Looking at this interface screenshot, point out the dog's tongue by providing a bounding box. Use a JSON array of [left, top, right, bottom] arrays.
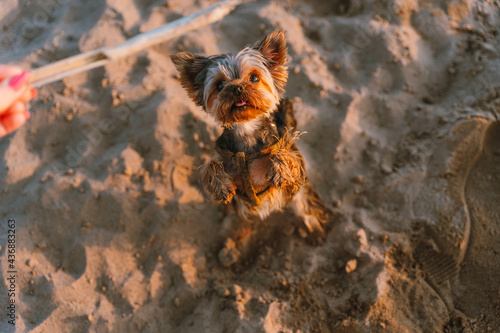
[[235, 100, 246, 107]]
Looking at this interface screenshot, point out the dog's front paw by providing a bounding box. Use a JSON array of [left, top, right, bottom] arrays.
[[268, 162, 287, 189], [268, 152, 305, 193], [213, 183, 236, 204], [202, 158, 236, 204]]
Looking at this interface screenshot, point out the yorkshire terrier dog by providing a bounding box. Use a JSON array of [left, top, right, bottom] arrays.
[[171, 31, 330, 238]]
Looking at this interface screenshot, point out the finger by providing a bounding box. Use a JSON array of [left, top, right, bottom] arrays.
[[20, 90, 32, 103], [0, 106, 27, 137], [20, 88, 37, 103], [7, 101, 30, 119], [0, 71, 30, 112], [7, 100, 25, 114], [0, 113, 27, 136], [0, 65, 22, 81]]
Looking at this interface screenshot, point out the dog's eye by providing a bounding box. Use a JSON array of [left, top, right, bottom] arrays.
[[216, 81, 224, 92], [250, 73, 260, 83]]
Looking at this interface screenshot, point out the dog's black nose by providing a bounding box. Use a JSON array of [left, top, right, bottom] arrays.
[[231, 85, 243, 96]]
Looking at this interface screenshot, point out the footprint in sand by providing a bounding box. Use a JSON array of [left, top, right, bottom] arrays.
[[406, 118, 500, 332], [456, 121, 500, 329], [410, 119, 500, 330]]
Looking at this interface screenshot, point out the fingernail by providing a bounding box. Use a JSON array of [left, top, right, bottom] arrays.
[[9, 71, 30, 91], [24, 111, 30, 119], [30, 88, 38, 98]]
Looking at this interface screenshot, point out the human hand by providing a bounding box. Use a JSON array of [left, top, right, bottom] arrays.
[[0, 65, 37, 137]]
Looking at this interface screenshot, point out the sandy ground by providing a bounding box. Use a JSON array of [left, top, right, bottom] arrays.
[[0, 0, 499, 332]]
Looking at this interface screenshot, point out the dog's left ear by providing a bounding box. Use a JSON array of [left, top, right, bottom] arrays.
[[254, 30, 288, 96], [255, 30, 288, 68]]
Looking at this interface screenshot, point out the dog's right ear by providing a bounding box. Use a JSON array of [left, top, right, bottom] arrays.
[[171, 52, 210, 107]]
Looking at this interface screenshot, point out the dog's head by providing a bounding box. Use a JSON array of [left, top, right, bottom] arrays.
[[171, 31, 288, 125]]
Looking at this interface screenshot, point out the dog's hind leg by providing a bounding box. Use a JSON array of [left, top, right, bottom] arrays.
[[290, 180, 331, 242]]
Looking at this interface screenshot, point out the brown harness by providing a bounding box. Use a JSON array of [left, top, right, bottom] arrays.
[[216, 138, 284, 206]]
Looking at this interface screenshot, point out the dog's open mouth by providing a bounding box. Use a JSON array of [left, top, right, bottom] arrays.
[[232, 100, 247, 111]]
